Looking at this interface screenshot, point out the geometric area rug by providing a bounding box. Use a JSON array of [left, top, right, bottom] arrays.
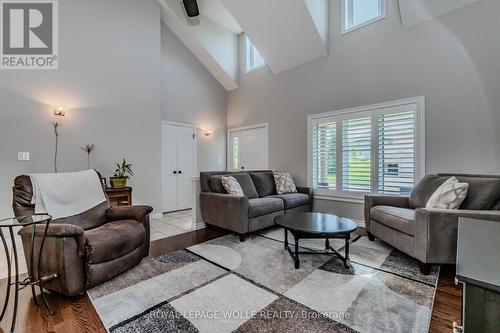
[[88, 227, 439, 333]]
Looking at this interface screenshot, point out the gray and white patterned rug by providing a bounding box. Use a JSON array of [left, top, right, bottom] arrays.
[[88, 228, 439, 333]]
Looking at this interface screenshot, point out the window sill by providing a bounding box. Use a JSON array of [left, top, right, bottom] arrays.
[[341, 15, 386, 35], [244, 64, 266, 74], [313, 189, 366, 204]]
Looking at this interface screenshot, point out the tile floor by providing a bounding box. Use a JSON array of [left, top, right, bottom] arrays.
[[0, 209, 194, 279], [150, 209, 194, 241]]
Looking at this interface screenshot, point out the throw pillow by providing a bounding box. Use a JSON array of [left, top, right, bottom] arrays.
[[273, 172, 297, 195], [221, 176, 244, 196], [425, 176, 469, 209]]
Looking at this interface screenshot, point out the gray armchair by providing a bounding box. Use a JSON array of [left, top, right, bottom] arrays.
[[365, 174, 500, 274]]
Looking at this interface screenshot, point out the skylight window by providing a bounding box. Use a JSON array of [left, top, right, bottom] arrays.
[[245, 36, 265, 72], [342, 0, 386, 34]]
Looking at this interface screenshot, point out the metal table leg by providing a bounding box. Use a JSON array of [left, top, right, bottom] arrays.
[[0, 229, 10, 321], [9, 227, 19, 333], [29, 224, 39, 306]]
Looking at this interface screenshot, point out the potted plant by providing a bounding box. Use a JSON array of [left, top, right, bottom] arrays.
[[110, 159, 133, 187]]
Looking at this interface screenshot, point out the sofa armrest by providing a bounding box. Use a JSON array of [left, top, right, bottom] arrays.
[[364, 194, 410, 231], [106, 205, 153, 223], [414, 208, 500, 264], [296, 186, 313, 211], [200, 192, 249, 234]]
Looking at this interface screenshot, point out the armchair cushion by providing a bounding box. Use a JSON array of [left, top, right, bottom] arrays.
[[85, 220, 145, 264], [106, 205, 153, 223], [248, 198, 284, 218], [267, 193, 310, 209], [370, 206, 415, 236]]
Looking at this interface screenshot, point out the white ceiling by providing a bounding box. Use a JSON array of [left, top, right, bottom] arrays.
[[198, 0, 242, 34], [398, 0, 482, 27], [221, 0, 328, 74]]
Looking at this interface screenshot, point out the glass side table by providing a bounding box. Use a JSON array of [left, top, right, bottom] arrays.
[[0, 215, 55, 333]]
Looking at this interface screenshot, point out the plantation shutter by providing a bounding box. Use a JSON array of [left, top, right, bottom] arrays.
[[312, 120, 337, 190], [378, 110, 416, 195], [342, 116, 372, 192]]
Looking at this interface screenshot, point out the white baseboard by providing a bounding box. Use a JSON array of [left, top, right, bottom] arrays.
[[150, 212, 162, 219], [194, 222, 206, 230], [353, 219, 366, 228]]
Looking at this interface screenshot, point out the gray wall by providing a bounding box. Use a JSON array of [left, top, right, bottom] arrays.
[[227, 0, 500, 221], [161, 24, 227, 173], [0, 0, 162, 215]]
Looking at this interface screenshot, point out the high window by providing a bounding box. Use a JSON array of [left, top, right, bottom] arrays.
[[245, 36, 265, 72], [342, 0, 386, 34], [309, 97, 425, 201]]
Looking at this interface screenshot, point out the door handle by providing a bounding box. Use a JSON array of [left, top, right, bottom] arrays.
[[241, 166, 245, 170], [173, 171, 177, 174], [178, 170, 183, 174]]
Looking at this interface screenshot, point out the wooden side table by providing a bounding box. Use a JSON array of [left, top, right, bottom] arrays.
[[105, 187, 132, 207]]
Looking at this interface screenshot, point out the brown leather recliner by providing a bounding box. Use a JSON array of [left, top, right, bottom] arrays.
[[12, 175, 153, 296]]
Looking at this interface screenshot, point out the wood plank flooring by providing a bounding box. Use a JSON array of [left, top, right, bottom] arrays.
[[0, 227, 461, 333]]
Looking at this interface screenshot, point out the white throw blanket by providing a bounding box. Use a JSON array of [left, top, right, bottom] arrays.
[[29, 170, 107, 219]]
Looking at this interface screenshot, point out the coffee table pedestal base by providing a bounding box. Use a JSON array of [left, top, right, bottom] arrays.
[[284, 229, 351, 269]]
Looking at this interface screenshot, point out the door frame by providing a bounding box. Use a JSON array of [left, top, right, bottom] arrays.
[[227, 123, 269, 171], [161, 120, 198, 212]]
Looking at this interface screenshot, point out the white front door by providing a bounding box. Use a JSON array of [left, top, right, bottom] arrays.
[[229, 125, 268, 171], [161, 123, 196, 212]]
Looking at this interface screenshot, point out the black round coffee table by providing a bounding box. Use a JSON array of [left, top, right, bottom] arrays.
[[274, 212, 357, 269]]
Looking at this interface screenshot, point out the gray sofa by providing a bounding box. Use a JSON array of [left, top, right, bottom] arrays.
[[365, 173, 500, 274], [200, 170, 312, 241]]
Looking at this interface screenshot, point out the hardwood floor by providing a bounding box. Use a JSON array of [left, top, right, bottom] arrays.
[[0, 227, 461, 333]]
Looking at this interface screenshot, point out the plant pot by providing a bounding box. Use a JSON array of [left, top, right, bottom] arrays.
[[110, 177, 127, 188]]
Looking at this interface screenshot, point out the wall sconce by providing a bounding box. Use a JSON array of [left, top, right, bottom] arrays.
[[54, 106, 65, 116], [203, 130, 212, 137]]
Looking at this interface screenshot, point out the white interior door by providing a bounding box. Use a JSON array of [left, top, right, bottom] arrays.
[[162, 124, 178, 212], [161, 123, 196, 212], [176, 126, 195, 210], [229, 125, 268, 171]]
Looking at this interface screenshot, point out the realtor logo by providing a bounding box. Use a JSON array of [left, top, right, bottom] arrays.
[[1, 0, 58, 69]]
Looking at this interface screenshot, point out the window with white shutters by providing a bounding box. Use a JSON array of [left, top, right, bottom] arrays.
[[378, 110, 415, 195], [309, 97, 424, 199], [342, 116, 372, 192], [312, 121, 337, 190]]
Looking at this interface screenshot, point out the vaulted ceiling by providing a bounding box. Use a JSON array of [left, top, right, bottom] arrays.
[[159, 0, 483, 91]]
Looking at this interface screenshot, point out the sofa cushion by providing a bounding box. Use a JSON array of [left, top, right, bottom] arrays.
[[426, 176, 469, 209], [210, 174, 259, 199], [267, 193, 310, 209], [410, 174, 500, 210], [250, 172, 277, 197], [370, 206, 415, 236], [221, 176, 244, 196], [85, 220, 145, 264], [457, 177, 500, 210], [248, 198, 284, 218], [273, 172, 297, 194]]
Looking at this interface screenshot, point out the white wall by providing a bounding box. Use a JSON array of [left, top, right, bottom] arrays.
[[227, 0, 500, 220], [0, 0, 162, 215], [161, 24, 227, 173]]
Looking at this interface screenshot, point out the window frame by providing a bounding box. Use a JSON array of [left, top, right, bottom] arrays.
[[307, 96, 425, 203], [341, 0, 386, 35], [244, 35, 266, 73]]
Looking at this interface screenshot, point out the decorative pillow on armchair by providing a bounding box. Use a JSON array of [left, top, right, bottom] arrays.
[[273, 172, 297, 194], [426, 176, 469, 209], [221, 176, 244, 196]]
